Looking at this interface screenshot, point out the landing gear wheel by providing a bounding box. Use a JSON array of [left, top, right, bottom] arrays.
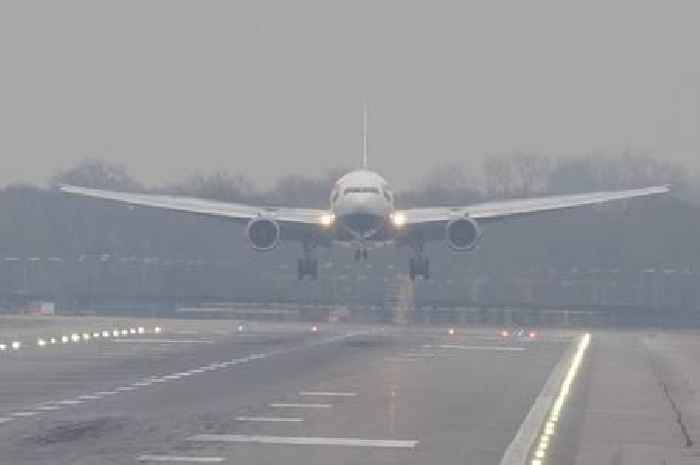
[[409, 256, 429, 280], [297, 258, 319, 280]]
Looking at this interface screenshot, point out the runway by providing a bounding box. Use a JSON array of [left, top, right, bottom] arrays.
[[0, 319, 598, 464]]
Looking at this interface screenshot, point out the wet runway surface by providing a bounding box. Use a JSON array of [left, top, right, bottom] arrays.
[[0, 322, 575, 465]]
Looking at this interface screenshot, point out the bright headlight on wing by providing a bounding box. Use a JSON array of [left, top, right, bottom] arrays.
[[391, 212, 407, 228], [319, 213, 336, 227]]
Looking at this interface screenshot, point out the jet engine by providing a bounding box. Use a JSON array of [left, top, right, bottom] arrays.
[[446, 217, 481, 251], [246, 217, 280, 251]]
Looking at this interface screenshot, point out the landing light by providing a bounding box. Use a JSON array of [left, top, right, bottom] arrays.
[[501, 330, 510, 338], [391, 212, 407, 228], [311, 325, 319, 333], [37, 338, 47, 347], [448, 328, 455, 336], [11, 341, 21, 350], [320, 213, 336, 227], [529, 331, 537, 339]]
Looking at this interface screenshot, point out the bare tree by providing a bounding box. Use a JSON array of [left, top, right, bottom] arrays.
[[51, 158, 141, 191]]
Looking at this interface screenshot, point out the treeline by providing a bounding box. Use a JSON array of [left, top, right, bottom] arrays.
[[0, 153, 697, 276]]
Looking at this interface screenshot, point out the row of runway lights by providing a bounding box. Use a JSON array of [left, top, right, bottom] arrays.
[[0, 326, 163, 352], [530, 332, 591, 465]]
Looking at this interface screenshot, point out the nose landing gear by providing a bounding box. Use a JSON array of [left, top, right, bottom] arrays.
[[354, 248, 369, 261]]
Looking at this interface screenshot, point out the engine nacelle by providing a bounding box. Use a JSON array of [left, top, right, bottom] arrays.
[[246, 217, 280, 251], [446, 217, 481, 251]]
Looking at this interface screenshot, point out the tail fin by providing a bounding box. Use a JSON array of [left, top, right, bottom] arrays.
[[362, 101, 368, 169]]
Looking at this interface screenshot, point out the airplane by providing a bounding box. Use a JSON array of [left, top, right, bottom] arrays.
[[60, 107, 670, 281]]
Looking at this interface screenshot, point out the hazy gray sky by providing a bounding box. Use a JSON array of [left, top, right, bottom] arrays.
[[1, 1, 699, 190]]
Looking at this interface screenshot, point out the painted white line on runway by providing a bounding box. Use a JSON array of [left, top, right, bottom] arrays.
[[117, 386, 136, 391], [112, 339, 214, 344], [35, 405, 62, 411], [499, 334, 589, 465], [137, 455, 225, 463], [438, 345, 526, 352], [56, 400, 83, 405], [175, 372, 193, 376], [132, 382, 153, 386], [384, 357, 418, 362], [162, 375, 182, 380], [11, 411, 40, 417], [189, 369, 205, 374], [187, 434, 419, 449], [0, 417, 13, 424], [77, 395, 102, 400], [299, 392, 358, 397], [96, 391, 119, 395], [269, 403, 332, 409], [235, 417, 304, 423]]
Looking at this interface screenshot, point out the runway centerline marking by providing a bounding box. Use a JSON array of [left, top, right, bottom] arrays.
[[269, 403, 332, 408], [56, 400, 83, 405], [436, 344, 526, 351], [236, 417, 304, 423], [112, 339, 214, 344], [35, 405, 61, 411], [0, 417, 13, 424], [187, 434, 419, 449], [11, 411, 40, 417], [299, 392, 358, 397], [137, 455, 225, 463], [77, 395, 101, 400], [96, 391, 119, 395]]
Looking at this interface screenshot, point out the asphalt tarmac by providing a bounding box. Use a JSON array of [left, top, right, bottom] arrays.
[[0, 319, 588, 465]]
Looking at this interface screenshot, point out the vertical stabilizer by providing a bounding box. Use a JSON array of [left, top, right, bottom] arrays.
[[362, 101, 368, 169]]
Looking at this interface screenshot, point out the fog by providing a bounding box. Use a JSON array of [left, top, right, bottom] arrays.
[[1, 1, 700, 189]]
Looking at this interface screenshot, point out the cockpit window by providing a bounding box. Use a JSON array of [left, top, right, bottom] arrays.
[[344, 186, 380, 195]]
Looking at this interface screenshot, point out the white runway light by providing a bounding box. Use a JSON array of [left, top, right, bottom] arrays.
[[528, 333, 591, 465], [154, 326, 162, 334], [11, 341, 21, 350], [37, 338, 47, 347], [0, 343, 7, 351]]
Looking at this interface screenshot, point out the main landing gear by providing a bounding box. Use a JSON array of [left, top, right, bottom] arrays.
[[408, 242, 429, 281], [298, 242, 318, 280]]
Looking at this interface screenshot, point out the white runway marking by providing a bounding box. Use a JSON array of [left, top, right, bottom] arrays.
[[112, 339, 214, 344], [117, 386, 136, 391], [384, 357, 418, 362], [299, 392, 358, 397], [35, 405, 62, 411], [0, 417, 13, 424], [56, 400, 83, 405], [96, 391, 119, 395], [133, 382, 153, 386], [269, 403, 332, 409], [77, 395, 101, 400], [499, 334, 589, 465], [437, 345, 526, 352], [235, 417, 304, 423], [162, 375, 182, 380], [137, 455, 225, 463], [187, 434, 419, 449], [11, 411, 40, 417]]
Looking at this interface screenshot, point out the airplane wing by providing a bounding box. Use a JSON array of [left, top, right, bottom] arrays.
[[59, 185, 331, 239], [400, 185, 670, 236]]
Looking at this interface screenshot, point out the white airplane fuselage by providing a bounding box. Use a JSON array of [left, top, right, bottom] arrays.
[[330, 169, 395, 242]]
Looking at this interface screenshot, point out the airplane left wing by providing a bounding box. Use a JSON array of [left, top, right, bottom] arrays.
[[59, 185, 330, 227], [399, 185, 670, 239]]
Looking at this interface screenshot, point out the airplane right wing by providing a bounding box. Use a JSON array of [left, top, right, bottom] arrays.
[[59, 185, 332, 241]]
